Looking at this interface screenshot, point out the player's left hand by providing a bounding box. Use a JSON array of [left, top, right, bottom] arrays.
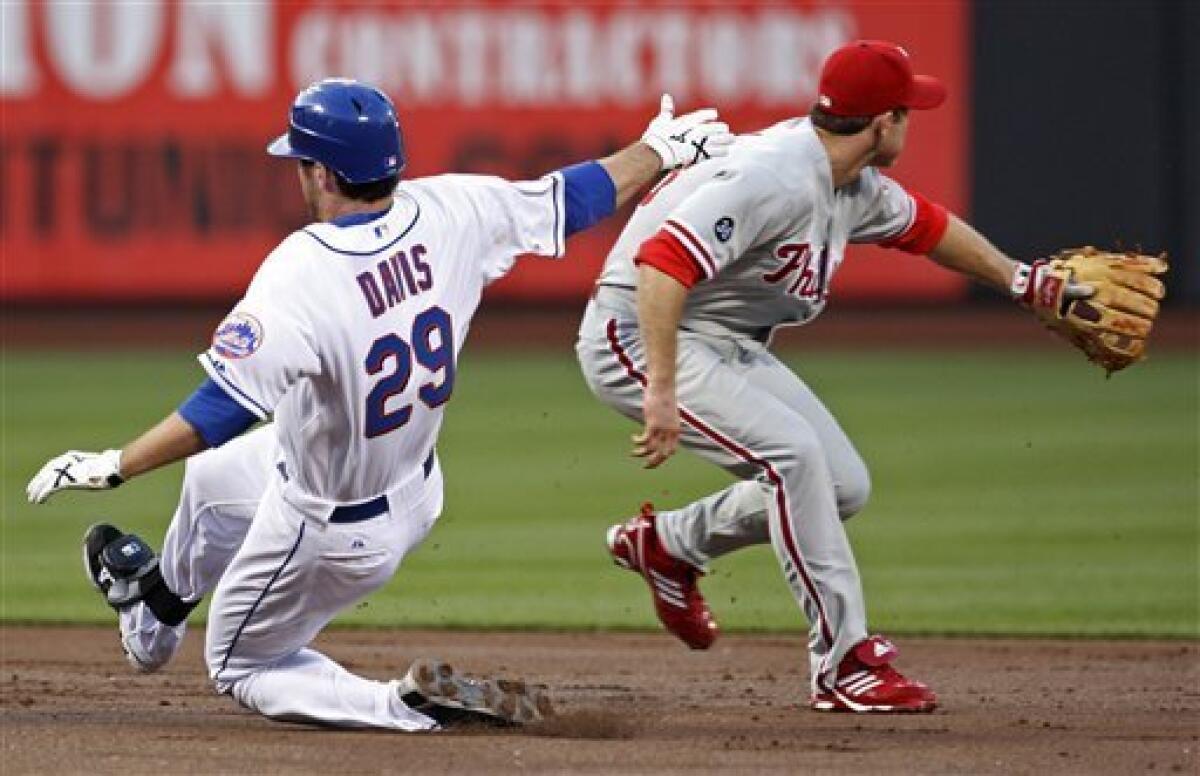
[[641, 94, 734, 171], [26, 449, 125, 504], [1012, 247, 1168, 374], [1012, 259, 1096, 309]]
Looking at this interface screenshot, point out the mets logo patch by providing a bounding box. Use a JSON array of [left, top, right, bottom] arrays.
[[714, 216, 735, 243], [212, 313, 264, 359]]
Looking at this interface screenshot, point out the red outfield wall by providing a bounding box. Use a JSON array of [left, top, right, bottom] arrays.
[[1, 1, 967, 303]]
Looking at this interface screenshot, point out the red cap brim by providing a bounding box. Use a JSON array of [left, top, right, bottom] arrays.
[[907, 75, 946, 110]]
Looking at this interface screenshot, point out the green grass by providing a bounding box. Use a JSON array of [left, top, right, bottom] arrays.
[[2, 348, 1196, 637]]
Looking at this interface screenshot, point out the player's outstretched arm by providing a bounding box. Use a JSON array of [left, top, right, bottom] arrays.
[[118, 412, 206, 478], [928, 215, 1094, 303], [476, 95, 731, 267], [546, 95, 732, 248], [597, 143, 663, 210], [599, 94, 734, 209], [928, 215, 1167, 373], [26, 412, 205, 504], [926, 214, 1018, 292], [26, 372, 256, 504]]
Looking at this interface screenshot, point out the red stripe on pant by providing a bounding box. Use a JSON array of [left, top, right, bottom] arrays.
[[603, 319, 835, 650]]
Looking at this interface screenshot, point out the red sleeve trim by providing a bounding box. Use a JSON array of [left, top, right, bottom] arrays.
[[663, 219, 718, 277], [634, 228, 705, 288], [879, 190, 949, 255]]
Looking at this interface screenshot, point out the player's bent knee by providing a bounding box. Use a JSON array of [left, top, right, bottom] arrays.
[[204, 636, 229, 685], [206, 665, 239, 697], [204, 636, 263, 695], [836, 462, 872, 520], [837, 476, 872, 520]]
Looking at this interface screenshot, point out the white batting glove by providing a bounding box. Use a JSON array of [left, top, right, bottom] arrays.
[[1011, 261, 1094, 307], [27, 449, 125, 504], [641, 94, 734, 171]]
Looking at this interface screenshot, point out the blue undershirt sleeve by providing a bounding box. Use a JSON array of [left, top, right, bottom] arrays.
[[178, 377, 258, 448], [559, 160, 616, 238]]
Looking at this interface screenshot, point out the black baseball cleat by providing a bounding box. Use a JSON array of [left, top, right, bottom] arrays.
[[83, 523, 123, 595], [396, 658, 553, 728], [82, 523, 161, 610]]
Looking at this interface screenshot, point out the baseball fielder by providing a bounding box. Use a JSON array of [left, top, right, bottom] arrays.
[[26, 79, 732, 730], [577, 40, 1097, 713]]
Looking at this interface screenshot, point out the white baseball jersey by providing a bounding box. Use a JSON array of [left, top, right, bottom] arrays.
[[200, 173, 566, 507], [596, 117, 923, 337]]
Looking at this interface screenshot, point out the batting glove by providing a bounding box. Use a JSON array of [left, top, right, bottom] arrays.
[[27, 449, 125, 504], [1011, 261, 1094, 309], [641, 94, 734, 171]]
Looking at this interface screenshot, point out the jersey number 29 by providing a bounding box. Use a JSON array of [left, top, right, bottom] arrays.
[[364, 306, 455, 438]]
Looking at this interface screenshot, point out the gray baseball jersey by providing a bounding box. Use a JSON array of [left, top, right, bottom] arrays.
[[594, 117, 922, 338], [577, 117, 945, 691]]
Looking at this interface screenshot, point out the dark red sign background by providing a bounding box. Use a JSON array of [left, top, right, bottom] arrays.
[[1, 1, 967, 302]]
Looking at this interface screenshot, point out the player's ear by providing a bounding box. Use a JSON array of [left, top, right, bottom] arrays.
[[868, 112, 890, 139], [318, 164, 340, 194]]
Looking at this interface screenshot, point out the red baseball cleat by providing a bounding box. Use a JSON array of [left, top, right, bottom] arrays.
[[811, 635, 937, 713], [606, 504, 718, 650]]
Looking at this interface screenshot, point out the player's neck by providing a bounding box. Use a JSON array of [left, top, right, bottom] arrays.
[[318, 196, 394, 224], [814, 129, 875, 189]]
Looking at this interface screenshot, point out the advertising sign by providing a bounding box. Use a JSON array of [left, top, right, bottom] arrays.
[[1, 1, 967, 302]]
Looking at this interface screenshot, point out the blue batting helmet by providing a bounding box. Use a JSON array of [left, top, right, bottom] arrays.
[[267, 78, 406, 184]]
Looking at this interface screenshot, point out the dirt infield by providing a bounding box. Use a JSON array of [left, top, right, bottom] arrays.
[[2, 627, 1195, 774]]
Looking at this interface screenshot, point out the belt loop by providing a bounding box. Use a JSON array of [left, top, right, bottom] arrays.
[[329, 495, 388, 524]]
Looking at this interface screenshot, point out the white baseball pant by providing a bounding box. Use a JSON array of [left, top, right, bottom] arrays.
[[116, 425, 442, 731]]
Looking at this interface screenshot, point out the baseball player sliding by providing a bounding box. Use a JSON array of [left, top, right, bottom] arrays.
[[577, 39, 1113, 713], [26, 79, 732, 730]]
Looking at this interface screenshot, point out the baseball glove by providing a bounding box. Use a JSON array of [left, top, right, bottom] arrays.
[[1014, 246, 1168, 375]]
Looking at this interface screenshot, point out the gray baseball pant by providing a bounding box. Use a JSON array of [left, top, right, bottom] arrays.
[[576, 297, 872, 687]]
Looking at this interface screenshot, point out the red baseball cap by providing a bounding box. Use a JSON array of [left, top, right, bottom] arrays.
[[816, 40, 946, 117]]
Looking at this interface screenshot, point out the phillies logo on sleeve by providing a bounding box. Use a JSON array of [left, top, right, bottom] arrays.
[[714, 216, 735, 243], [212, 313, 264, 359]]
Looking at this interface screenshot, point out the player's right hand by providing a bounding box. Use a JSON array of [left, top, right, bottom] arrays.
[[26, 449, 125, 504], [640, 94, 734, 171], [633, 386, 681, 468]]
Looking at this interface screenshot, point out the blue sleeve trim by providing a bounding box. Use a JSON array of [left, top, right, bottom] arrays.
[[199, 353, 270, 418], [178, 378, 258, 448], [560, 160, 616, 238]]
